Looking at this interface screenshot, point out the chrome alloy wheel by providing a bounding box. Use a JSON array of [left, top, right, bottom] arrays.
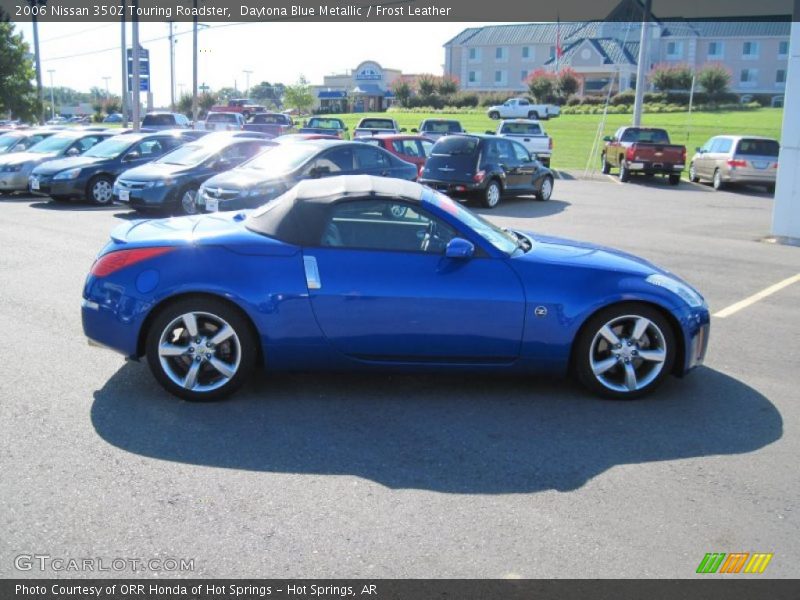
[[92, 179, 113, 204], [157, 311, 242, 392], [589, 314, 668, 393], [180, 189, 198, 214], [485, 181, 500, 207], [538, 177, 553, 200]]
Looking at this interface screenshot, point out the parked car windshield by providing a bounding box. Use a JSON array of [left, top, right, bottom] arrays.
[[26, 135, 75, 154], [142, 114, 176, 126], [422, 121, 462, 133], [0, 134, 22, 151], [358, 119, 394, 129], [736, 139, 779, 156], [427, 191, 520, 255], [207, 113, 239, 123], [620, 129, 670, 143], [431, 136, 478, 156], [500, 122, 542, 135], [238, 143, 317, 175], [307, 118, 344, 129], [82, 137, 133, 159], [156, 143, 215, 166]]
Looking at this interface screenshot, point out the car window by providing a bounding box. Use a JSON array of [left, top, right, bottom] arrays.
[[134, 139, 166, 157], [358, 119, 394, 129], [495, 139, 515, 162], [313, 146, 354, 173], [142, 114, 176, 126], [620, 129, 670, 143], [420, 140, 434, 157], [519, 99, 529, 106], [307, 118, 344, 129], [421, 121, 462, 134], [500, 122, 542, 135], [354, 146, 389, 169], [320, 199, 457, 254], [220, 141, 268, 163], [207, 113, 239, 123], [361, 138, 382, 148], [73, 136, 103, 153], [391, 139, 422, 158], [512, 143, 531, 162], [700, 138, 714, 152], [736, 138, 779, 157], [431, 136, 478, 156]]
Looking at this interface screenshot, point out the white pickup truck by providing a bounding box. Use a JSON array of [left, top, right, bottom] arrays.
[[486, 98, 560, 121], [353, 117, 402, 138], [493, 119, 553, 167]]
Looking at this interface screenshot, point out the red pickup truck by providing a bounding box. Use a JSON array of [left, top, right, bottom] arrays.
[[601, 127, 686, 185], [210, 99, 266, 120]]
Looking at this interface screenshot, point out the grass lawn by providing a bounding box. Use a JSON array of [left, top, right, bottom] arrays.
[[322, 108, 784, 176]]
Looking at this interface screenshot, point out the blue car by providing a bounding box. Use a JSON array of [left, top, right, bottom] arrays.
[[82, 175, 710, 402]]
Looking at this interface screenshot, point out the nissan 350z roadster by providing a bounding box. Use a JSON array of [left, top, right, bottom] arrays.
[[82, 175, 709, 401]]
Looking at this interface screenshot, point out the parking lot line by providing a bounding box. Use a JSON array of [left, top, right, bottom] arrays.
[[606, 174, 622, 185], [713, 273, 800, 318]]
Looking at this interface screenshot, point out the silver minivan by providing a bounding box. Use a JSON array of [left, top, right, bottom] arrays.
[[689, 135, 779, 193]]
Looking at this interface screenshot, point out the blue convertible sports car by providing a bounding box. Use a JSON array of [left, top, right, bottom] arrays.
[[82, 175, 710, 402]]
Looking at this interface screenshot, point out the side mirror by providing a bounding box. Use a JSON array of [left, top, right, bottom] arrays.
[[66, 147, 80, 157], [445, 237, 475, 259], [603, 136, 613, 142], [695, 147, 703, 153], [124, 151, 141, 161]]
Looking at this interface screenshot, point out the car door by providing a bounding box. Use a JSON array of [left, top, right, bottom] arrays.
[[511, 141, 537, 192], [712, 137, 733, 177], [694, 138, 714, 179], [495, 138, 523, 190], [303, 198, 526, 361], [354, 144, 392, 176]]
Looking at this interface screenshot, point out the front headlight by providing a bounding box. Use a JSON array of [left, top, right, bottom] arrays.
[[53, 168, 82, 180], [646, 274, 704, 308], [2, 163, 24, 172], [246, 185, 276, 198]]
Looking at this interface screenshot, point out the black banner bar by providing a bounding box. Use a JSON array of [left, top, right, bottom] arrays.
[[1, 0, 797, 22], [3, 580, 800, 600]]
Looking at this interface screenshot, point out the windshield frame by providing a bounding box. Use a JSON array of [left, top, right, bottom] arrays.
[[82, 137, 137, 159]]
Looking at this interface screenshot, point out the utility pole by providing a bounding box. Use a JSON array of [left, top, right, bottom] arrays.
[[168, 20, 176, 111], [192, 1, 199, 126], [131, 0, 141, 131], [120, 0, 128, 127], [243, 69, 253, 96], [29, 1, 45, 124], [632, 0, 652, 127], [102, 76, 111, 100], [47, 69, 55, 119]]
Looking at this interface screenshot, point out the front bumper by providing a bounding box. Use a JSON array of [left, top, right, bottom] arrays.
[[114, 183, 174, 209], [31, 175, 87, 198], [0, 170, 30, 191], [679, 304, 711, 374]]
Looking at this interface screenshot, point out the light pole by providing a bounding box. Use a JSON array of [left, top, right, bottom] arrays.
[[47, 69, 55, 119], [168, 20, 176, 111], [120, 0, 128, 127], [243, 69, 252, 96], [102, 76, 111, 100]]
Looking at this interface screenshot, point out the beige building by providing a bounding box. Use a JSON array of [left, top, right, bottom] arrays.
[[444, 19, 790, 105], [312, 60, 403, 113]]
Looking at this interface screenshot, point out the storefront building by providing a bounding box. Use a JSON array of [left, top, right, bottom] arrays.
[[313, 61, 401, 113]]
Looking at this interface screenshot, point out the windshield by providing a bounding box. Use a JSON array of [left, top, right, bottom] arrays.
[[736, 139, 779, 157], [0, 134, 22, 151], [83, 137, 134, 159], [238, 143, 313, 175], [307, 118, 343, 129], [26, 135, 75, 154], [500, 122, 542, 135], [426, 191, 521, 255], [156, 143, 214, 166], [431, 136, 478, 156], [422, 121, 462, 133], [358, 119, 394, 129], [142, 114, 176, 126], [207, 113, 238, 123]]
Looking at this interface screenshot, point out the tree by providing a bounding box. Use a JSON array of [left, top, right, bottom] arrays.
[[283, 76, 314, 114], [697, 63, 731, 98], [0, 11, 39, 121], [556, 68, 579, 97], [104, 99, 121, 115], [650, 64, 693, 91], [198, 92, 218, 117], [215, 87, 241, 102], [526, 69, 556, 102], [249, 81, 284, 108], [391, 79, 412, 107], [177, 93, 193, 117], [417, 74, 438, 98], [437, 75, 459, 96]]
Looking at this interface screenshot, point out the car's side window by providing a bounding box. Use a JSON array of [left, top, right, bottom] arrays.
[[317, 147, 355, 172], [495, 139, 516, 163], [320, 199, 457, 254], [512, 142, 531, 162], [135, 139, 165, 157], [73, 136, 101, 153], [420, 140, 434, 157], [392, 140, 420, 157], [700, 138, 714, 152], [716, 138, 733, 153], [354, 146, 389, 169]]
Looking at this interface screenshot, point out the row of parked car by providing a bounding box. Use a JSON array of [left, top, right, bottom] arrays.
[[1, 114, 558, 211]]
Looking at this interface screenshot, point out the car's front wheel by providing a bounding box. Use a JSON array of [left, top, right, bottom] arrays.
[[482, 179, 502, 208], [145, 297, 257, 401], [87, 175, 114, 205], [619, 161, 631, 182], [600, 153, 611, 174], [689, 163, 700, 182], [575, 303, 676, 400], [178, 187, 199, 215], [536, 175, 553, 201], [712, 169, 725, 190]]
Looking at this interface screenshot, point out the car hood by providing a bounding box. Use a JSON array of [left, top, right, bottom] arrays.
[[118, 162, 191, 182], [106, 211, 296, 256], [33, 155, 103, 175], [516, 232, 665, 277], [0, 151, 58, 166]]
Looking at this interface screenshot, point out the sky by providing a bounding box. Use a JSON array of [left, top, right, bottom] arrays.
[[14, 21, 489, 107]]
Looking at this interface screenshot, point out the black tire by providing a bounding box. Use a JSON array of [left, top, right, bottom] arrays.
[[574, 302, 676, 400], [600, 153, 611, 174], [145, 296, 257, 402], [688, 163, 700, 183], [177, 186, 200, 215], [489, 111, 500, 120], [482, 179, 502, 208], [536, 175, 553, 201], [87, 175, 114, 205], [668, 173, 681, 186], [528, 111, 539, 120], [712, 169, 725, 190], [619, 161, 631, 183]]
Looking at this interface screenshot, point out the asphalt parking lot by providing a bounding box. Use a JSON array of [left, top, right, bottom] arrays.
[[1, 176, 798, 578]]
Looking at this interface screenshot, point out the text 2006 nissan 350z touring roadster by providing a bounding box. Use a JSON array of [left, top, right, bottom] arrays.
[[82, 175, 709, 401]]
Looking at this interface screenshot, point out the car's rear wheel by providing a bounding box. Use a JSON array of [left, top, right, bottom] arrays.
[[489, 111, 500, 120], [145, 297, 257, 402], [528, 111, 539, 119], [482, 179, 502, 208], [536, 176, 553, 201], [600, 153, 611, 174], [712, 169, 725, 190], [178, 187, 199, 215], [668, 173, 681, 186], [619, 161, 631, 182], [689, 163, 700, 182], [575, 303, 676, 400], [87, 175, 114, 205]]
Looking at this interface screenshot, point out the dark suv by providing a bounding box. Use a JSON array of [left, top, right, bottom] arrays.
[[419, 134, 554, 208]]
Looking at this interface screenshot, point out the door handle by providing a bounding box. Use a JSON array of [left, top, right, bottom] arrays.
[[303, 256, 322, 290]]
